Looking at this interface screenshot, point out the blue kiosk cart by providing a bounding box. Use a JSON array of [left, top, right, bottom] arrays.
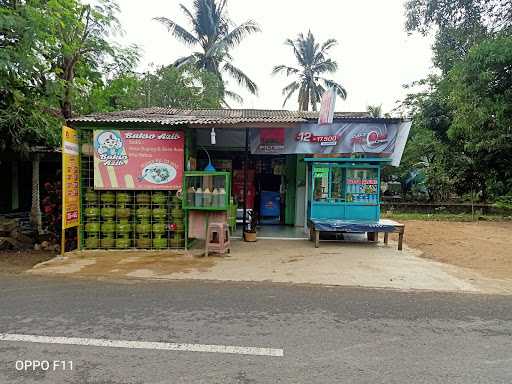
[[305, 157, 405, 250]]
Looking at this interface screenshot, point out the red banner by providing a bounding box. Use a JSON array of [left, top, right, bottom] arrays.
[[93, 130, 184, 190]]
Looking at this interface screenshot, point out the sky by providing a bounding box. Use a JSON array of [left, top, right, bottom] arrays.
[[114, 0, 434, 114]]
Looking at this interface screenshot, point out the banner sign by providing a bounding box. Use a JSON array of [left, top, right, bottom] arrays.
[[62, 126, 80, 229], [250, 122, 412, 166], [93, 130, 184, 190], [318, 88, 336, 125]]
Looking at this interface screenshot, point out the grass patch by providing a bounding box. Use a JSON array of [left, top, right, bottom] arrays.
[[382, 212, 512, 222]]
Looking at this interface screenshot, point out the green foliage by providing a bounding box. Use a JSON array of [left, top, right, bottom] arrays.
[[401, 1, 512, 202], [155, 0, 260, 104], [404, 0, 507, 73], [367, 105, 383, 118], [495, 195, 512, 210], [0, 0, 135, 152], [272, 31, 347, 111], [80, 65, 223, 114], [142, 65, 223, 109]]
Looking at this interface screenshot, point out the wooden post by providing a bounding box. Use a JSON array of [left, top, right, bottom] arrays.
[[242, 128, 248, 240], [314, 229, 320, 248], [384, 232, 389, 245], [398, 227, 404, 251]]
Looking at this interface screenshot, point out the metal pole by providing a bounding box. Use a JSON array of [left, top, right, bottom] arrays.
[[242, 128, 249, 239]]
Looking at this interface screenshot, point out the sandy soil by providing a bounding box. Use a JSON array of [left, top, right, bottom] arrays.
[[391, 220, 512, 279], [0, 250, 55, 274]]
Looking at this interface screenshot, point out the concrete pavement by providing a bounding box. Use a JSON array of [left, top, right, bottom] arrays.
[[28, 239, 500, 293], [0, 275, 511, 383]]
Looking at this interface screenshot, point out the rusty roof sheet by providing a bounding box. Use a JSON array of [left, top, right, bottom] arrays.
[[68, 107, 387, 127]]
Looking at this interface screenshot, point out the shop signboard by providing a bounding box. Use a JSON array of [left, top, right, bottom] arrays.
[[62, 126, 80, 229], [93, 130, 184, 190], [250, 121, 412, 166]]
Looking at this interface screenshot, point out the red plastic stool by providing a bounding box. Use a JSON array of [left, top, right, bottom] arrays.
[[206, 222, 230, 255]]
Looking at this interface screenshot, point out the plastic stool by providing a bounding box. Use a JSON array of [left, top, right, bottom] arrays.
[[206, 222, 230, 255]]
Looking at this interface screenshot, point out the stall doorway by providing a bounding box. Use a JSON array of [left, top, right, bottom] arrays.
[[196, 150, 304, 237]]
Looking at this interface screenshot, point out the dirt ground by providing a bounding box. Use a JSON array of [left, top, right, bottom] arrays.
[[0, 250, 56, 274], [391, 220, 512, 279]]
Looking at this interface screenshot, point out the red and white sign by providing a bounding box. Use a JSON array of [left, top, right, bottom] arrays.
[[93, 130, 184, 190], [318, 88, 336, 125], [296, 132, 340, 146]]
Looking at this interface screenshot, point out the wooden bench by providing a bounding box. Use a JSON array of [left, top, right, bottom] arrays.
[[309, 219, 405, 251]]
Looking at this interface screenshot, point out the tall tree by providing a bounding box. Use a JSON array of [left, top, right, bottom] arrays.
[[402, 0, 512, 201], [272, 31, 347, 111], [404, 0, 511, 73], [81, 65, 224, 114], [0, 0, 135, 151], [155, 0, 260, 103]]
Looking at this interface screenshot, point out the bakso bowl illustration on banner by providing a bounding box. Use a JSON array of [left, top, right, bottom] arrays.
[[139, 163, 177, 185]]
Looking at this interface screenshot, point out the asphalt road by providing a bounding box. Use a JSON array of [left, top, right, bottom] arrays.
[[0, 275, 511, 384]]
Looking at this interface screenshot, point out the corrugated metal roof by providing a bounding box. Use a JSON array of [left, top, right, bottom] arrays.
[[68, 107, 387, 127]]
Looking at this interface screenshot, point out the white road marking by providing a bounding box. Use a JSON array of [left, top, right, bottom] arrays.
[[0, 333, 283, 357]]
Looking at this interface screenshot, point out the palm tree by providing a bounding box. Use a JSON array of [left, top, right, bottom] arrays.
[[367, 104, 383, 118], [154, 0, 260, 103], [272, 31, 347, 111]]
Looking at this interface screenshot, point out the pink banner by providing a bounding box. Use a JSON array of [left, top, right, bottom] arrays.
[[93, 130, 184, 190]]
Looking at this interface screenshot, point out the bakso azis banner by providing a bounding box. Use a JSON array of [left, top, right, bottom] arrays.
[[93, 130, 184, 190]]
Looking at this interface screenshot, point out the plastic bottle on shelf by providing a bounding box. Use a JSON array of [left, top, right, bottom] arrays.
[[203, 187, 212, 207], [218, 187, 226, 208], [212, 188, 220, 207], [195, 187, 203, 207], [187, 186, 195, 206]]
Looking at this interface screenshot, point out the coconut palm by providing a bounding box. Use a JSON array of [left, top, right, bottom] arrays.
[[367, 104, 383, 118], [154, 0, 260, 103], [272, 31, 347, 111]]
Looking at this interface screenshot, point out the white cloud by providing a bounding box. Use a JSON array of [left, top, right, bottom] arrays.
[[115, 0, 434, 114]]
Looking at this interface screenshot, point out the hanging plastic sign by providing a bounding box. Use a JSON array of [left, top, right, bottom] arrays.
[[250, 121, 412, 166], [93, 129, 184, 190]]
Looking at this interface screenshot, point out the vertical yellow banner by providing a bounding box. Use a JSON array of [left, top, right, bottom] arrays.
[[62, 126, 80, 229]]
